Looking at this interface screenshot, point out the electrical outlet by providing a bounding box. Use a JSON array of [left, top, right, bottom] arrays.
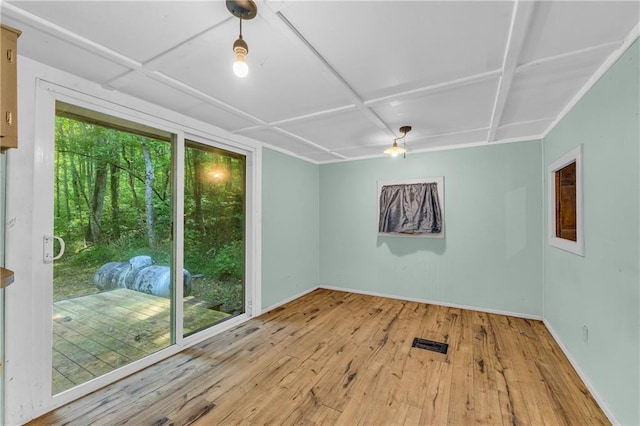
[[582, 325, 589, 343]]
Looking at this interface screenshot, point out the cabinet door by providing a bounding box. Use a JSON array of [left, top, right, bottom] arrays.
[[0, 26, 19, 151]]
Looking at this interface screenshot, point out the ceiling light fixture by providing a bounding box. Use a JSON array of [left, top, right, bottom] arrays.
[[226, 1, 257, 78], [384, 126, 412, 158]]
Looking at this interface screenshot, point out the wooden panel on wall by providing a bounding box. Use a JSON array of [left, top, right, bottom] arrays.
[[0, 24, 21, 152], [555, 161, 577, 241]]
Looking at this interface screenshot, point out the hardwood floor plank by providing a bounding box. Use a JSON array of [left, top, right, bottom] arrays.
[[487, 314, 535, 425], [28, 290, 610, 426], [447, 308, 475, 425], [205, 355, 303, 424], [340, 301, 428, 422], [471, 312, 499, 425]]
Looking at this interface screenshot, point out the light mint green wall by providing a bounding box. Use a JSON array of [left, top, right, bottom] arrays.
[[319, 141, 543, 316], [543, 40, 639, 425], [261, 148, 319, 308]]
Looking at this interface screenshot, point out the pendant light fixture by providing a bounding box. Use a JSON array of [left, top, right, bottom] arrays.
[[226, 1, 257, 78], [384, 126, 412, 157]]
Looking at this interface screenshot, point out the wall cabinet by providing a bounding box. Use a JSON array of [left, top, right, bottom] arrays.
[[0, 25, 21, 153]]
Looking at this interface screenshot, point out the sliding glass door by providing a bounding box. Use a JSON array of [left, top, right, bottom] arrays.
[[47, 102, 248, 395]]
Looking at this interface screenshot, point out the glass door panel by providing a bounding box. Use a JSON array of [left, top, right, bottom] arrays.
[[183, 141, 245, 337], [52, 107, 174, 395]]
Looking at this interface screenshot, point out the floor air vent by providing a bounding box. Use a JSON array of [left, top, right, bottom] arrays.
[[411, 337, 448, 354]]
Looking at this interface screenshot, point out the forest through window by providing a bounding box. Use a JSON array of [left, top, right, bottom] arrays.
[[53, 108, 245, 324]]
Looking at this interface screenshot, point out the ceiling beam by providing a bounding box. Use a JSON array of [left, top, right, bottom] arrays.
[[268, 104, 357, 127], [516, 40, 622, 72], [487, 0, 537, 142], [271, 128, 349, 159], [364, 69, 502, 107]]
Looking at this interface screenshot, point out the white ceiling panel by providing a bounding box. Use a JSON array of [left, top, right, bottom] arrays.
[[495, 120, 552, 141], [1, 16, 129, 83], [331, 144, 397, 159], [410, 128, 489, 150], [280, 1, 512, 98], [2, 1, 637, 162], [155, 17, 354, 123], [279, 109, 387, 151], [240, 128, 317, 156], [183, 103, 258, 133], [111, 72, 201, 113], [371, 77, 500, 138], [6, 1, 228, 64], [331, 128, 489, 159], [299, 151, 344, 163], [520, 1, 640, 64], [502, 50, 611, 126]]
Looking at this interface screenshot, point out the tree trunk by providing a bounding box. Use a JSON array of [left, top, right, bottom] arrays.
[[56, 125, 71, 223], [62, 151, 72, 240], [193, 150, 205, 234], [70, 152, 88, 237], [142, 140, 157, 248], [55, 146, 61, 218], [110, 160, 121, 239], [87, 150, 108, 243], [122, 144, 142, 228], [224, 156, 232, 190]]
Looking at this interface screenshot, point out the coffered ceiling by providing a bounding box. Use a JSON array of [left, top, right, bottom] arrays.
[[1, 1, 638, 163]]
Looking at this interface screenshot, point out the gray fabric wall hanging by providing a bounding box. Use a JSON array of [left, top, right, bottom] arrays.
[[378, 182, 442, 234]]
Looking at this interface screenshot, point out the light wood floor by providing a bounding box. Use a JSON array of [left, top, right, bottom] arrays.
[[30, 289, 609, 425]]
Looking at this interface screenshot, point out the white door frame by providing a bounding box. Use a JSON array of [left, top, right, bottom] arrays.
[[23, 79, 261, 417]]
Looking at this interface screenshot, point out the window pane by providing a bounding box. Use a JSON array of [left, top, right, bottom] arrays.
[[52, 110, 174, 395], [183, 141, 246, 337]]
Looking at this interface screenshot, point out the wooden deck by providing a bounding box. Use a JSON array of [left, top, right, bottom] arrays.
[[52, 288, 229, 394]]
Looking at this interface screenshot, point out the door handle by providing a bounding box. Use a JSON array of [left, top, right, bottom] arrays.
[[44, 235, 66, 263]]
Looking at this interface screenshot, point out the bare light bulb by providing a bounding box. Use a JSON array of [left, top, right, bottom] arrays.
[[232, 22, 249, 78], [233, 53, 249, 78]]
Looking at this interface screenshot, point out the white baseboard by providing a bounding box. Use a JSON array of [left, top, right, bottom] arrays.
[[260, 286, 320, 314], [543, 319, 619, 426], [319, 285, 543, 320]]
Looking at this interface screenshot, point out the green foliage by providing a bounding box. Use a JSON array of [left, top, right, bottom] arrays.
[[211, 240, 244, 281], [53, 115, 247, 313], [190, 278, 244, 314]]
